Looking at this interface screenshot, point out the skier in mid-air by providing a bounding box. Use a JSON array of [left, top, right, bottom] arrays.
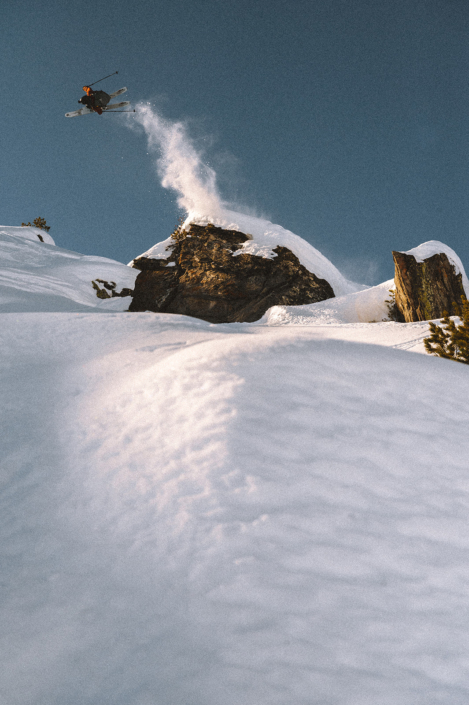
[[78, 86, 111, 115], [65, 71, 134, 118]]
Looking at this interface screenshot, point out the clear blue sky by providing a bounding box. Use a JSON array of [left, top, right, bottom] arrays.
[[2, 0, 468, 284]]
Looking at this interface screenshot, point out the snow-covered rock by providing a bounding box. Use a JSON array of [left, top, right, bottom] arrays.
[[130, 222, 335, 322], [134, 209, 362, 297], [404, 241, 469, 293], [393, 241, 468, 322]]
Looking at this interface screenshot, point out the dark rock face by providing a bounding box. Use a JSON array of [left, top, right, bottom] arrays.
[[92, 279, 134, 299], [129, 223, 335, 323], [393, 250, 466, 322]]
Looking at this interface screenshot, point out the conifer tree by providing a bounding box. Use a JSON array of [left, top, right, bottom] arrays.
[[384, 288, 404, 322], [32, 217, 50, 233], [424, 297, 469, 364]]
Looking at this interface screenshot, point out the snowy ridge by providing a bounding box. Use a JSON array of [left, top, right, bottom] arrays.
[[0, 224, 56, 245], [135, 209, 363, 297], [0, 229, 136, 312], [401, 239, 469, 296]]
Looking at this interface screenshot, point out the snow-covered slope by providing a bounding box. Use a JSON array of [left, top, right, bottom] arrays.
[[0, 224, 56, 245], [0, 226, 137, 312], [3, 228, 469, 705], [2, 311, 469, 705]]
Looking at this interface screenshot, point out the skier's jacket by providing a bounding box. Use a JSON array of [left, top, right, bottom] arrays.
[[80, 87, 110, 115]]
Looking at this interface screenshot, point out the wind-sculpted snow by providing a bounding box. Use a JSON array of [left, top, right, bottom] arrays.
[[2, 310, 469, 705], [0, 229, 136, 312], [0, 224, 56, 246], [265, 279, 395, 325]]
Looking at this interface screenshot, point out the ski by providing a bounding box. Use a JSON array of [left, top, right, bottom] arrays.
[[109, 87, 127, 99], [65, 107, 92, 117], [103, 101, 130, 111], [65, 101, 130, 118]]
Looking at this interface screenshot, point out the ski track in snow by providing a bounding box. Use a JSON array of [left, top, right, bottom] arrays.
[[2, 226, 469, 704]]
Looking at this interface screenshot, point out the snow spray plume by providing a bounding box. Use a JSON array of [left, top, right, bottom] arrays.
[[132, 103, 223, 216]]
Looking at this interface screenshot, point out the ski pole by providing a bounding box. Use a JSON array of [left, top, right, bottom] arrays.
[[105, 110, 136, 113], [88, 71, 118, 87]]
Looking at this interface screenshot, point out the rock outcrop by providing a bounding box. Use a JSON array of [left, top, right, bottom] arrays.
[[129, 223, 335, 323], [393, 250, 466, 322], [91, 279, 134, 300]]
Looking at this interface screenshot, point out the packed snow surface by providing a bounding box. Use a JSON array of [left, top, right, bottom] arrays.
[[3, 227, 469, 705], [136, 209, 361, 297]]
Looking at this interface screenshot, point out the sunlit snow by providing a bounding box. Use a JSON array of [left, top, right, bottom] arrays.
[[2, 222, 469, 705], [0, 226, 136, 313]]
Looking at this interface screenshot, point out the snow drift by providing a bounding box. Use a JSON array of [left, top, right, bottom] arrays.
[[4, 225, 469, 704], [0, 226, 136, 312], [2, 307, 469, 705], [0, 224, 56, 245]]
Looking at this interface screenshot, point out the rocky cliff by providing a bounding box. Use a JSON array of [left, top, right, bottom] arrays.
[[393, 248, 467, 322], [129, 223, 335, 323]]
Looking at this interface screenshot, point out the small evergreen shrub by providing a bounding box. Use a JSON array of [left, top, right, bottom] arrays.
[[21, 217, 51, 233], [170, 216, 187, 242], [92, 280, 111, 299], [424, 297, 469, 364], [384, 288, 404, 322]]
